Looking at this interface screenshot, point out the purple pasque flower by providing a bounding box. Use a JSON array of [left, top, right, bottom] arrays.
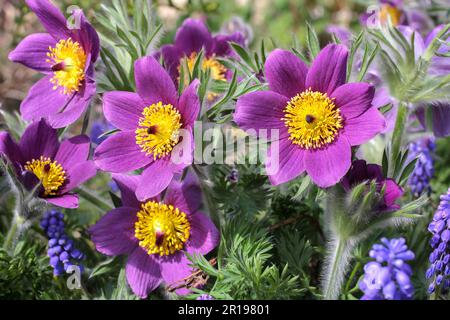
[[234, 44, 386, 188], [8, 0, 99, 129], [0, 119, 96, 208], [94, 56, 200, 201], [360, 237, 415, 300], [407, 138, 435, 197], [89, 174, 219, 298], [361, 0, 432, 31], [159, 18, 245, 86], [341, 160, 403, 210], [426, 189, 450, 294], [416, 102, 450, 138]]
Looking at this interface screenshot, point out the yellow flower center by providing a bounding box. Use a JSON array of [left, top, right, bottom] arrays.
[[135, 102, 183, 159], [178, 52, 227, 100], [46, 38, 87, 95], [379, 4, 402, 26], [283, 90, 343, 150], [183, 52, 227, 82], [134, 201, 191, 256], [24, 156, 66, 196]]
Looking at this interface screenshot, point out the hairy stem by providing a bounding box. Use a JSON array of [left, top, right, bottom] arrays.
[[2, 214, 27, 253], [322, 237, 355, 300]]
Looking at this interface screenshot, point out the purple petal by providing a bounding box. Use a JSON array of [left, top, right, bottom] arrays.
[[343, 108, 386, 146], [0, 132, 23, 164], [60, 161, 97, 193], [70, 9, 100, 63], [165, 180, 190, 213], [264, 49, 308, 98], [168, 127, 194, 172], [112, 174, 142, 209], [174, 18, 213, 56], [20, 75, 69, 122], [19, 119, 59, 161], [267, 138, 306, 185], [103, 91, 145, 131], [54, 135, 90, 170], [8, 33, 57, 73], [46, 194, 79, 208], [234, 91, 289, 140], [89, 207, 138, 256], [305, 44, 348, 95], [211, 32, 245, 57], [186, 212, 219, 255], [332, 83, 375, 119], [304, 135, 351, 188], [94, 131, 152, 173], [47, 80, 96, 128], [136, 161, 174, 201], [384, 179, 403, 208], [159, 251, 193, 295], [416, 102, 450, 138], [126, 247, 162, 298], [326, 25, 352, 47], [160, 44, 183, 85], [134, 56, 178, 107], [165, 176, 202, 215], [397, 26, 426, 60], [181, 172, 202, 213], [26, 0, 70, 40], [178, 80, 200, 127]]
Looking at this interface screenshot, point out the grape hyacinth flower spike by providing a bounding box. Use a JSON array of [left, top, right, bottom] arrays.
[[407, 138, 435, 197], [426, 188, 450, 294], [40, 210, 84, 276], [359, 238, 415, 300]]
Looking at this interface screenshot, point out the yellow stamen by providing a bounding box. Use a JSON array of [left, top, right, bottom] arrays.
[[134, 201, 191, 256], [24, 156, 66, 196], [283, 89, 343, 150], [179, 52, 227, 100], [46, 38, 87, 95], [379, 4, 402, 26], [135, 102, 183, 159]]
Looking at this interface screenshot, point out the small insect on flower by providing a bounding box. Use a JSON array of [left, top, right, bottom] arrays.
[[89, 174, 219, 298], [234, 45, 386, 188], [94, 56, 201, 201], [0, 119, 96, 208], [8, 0, 99, 128]]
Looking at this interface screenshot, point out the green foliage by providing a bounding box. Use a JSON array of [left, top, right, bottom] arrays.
[[0, 240, 81, 299], [190, 219, 302, 300]]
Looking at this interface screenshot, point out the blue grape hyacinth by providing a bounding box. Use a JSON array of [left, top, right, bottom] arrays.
[[408, 138, 435, 197], [40, 210, 84, 276], [359, 238, 415, 300], [426, 188, 450, 294]]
